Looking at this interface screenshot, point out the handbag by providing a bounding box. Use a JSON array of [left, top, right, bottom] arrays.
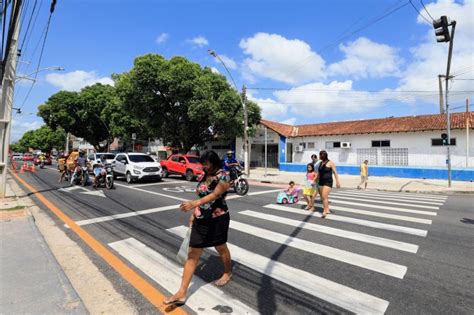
[[176, 227, 191, 265]]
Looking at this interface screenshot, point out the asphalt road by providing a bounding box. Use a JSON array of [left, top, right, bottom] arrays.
[[12, 165, 474, 315]]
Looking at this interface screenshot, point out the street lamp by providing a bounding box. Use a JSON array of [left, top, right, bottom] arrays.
[[15, 66, 64, 82], [208, 49, 250, 176]]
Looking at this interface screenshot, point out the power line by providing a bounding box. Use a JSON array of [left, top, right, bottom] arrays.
[[247, 87, 474, 94], [420, 0, 435, 21], [19, 0, 37, 52], [408, 0, 432, 24]]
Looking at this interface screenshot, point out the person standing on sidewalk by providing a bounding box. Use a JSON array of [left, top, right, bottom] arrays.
[[357, 160, 369, 190], [164, 150, 232, 306], [310, 154, 320, 204], [316, 150, 341, 218]]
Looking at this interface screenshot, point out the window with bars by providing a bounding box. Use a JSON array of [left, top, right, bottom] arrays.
[[381, 148, 408, 166], [357, 148, 378, 165], [307, 142, 315, 149], [372, 140, 391, 147]]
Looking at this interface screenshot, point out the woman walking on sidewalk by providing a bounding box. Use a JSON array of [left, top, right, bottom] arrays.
[[316, 150, 341, 218], [164, 150, 232, 306]]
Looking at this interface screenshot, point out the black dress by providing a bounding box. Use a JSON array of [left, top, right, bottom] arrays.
[[190, 170, 230, 248], [318, 160, 333, 188]]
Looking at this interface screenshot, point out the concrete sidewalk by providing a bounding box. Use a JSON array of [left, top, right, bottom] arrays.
[[0, 183, 88, 314], [248, 168, 474, 194]]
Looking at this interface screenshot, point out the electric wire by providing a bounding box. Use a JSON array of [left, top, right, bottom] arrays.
[[420, 0, 435, 21], [19, 0, 37, 52], [408, 0, 432, 24]]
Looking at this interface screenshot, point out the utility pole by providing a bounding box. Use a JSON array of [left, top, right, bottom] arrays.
[[242, 85, 250, 176], [438, 75, 445, 114], [0, 0, 22, 198], [466, 98, 470, 168], [264, 126, 267, 178], [65, 132, 70, 154]]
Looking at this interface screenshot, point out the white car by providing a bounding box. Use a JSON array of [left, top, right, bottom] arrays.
[[113, 153, 162, 183], [87, 152, 116, 169], [11, 153, 23, 161]]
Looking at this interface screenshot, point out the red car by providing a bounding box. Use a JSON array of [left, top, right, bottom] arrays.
[[34, 155, 52, 165], [160, 154, 203, 181], [22, 153, 34, 161]]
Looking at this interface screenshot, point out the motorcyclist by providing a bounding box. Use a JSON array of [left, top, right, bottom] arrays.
[[93, 155, 107, 188], [72, 151, 88, 183], [223, 150, 240, 180], [38, 153, 46, 167]]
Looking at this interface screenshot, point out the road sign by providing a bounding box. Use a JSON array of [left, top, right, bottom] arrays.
[[132, 133, 136, 140]]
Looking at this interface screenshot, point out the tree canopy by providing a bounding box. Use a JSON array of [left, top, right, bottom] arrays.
[[13, 125, 66, 152], [115, 54, 261, 152]]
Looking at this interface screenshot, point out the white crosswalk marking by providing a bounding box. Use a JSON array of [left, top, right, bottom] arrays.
[[298, 200, 438, 216], [167, 226, 390, 315], [343, 190, 447, 201], [109, 238, 255, 314], [239, 211, 419, 253], [263, 204, 428, 236], [328, 194, 440, 209], [230, 220, 407, 278], [331, 191, 444, 205]]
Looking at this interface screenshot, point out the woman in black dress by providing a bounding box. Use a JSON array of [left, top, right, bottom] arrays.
[[316, 150, 341, 218], [164, 151, 232, 306]]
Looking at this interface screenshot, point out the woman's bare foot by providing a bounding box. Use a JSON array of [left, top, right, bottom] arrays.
[[163, 291, 186, 305], [214, 273, 232, 287]]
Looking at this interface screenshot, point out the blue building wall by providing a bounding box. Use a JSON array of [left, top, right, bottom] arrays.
[[279, 136, 286, 164], [279, 163, 474, 182]]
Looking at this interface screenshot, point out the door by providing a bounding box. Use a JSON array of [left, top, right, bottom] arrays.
[[169, 155, 180, 173], [114, 154, 126, 174], [177, 155, 187, 175], [286, 143, 293, 163]]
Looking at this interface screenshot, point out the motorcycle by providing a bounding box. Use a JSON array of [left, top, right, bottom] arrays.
[[40, 161, 45, 169], [95, 164, 114, 189], [70, 166, 89, 186], [229, 166, 249, 195]]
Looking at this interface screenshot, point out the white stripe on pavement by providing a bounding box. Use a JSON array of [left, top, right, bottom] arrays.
[[328, 194, 440, 210], [263, 204, 428, 236], [295, 202, 432, 224], [343, 190, 447, 201], [125, 180, 188, 187], [227, 188, 283, 200], [168, 226, 389, 315], [109, 238, 255, 314], [299, 200, 437, 216], [75, 205, 180, 226], [331, 191, 444, 206], [114, 183, 189, 201], [240, 211, 419, 253], [230, 221, 407, 278]]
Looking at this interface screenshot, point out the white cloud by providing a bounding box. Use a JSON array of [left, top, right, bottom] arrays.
[[215, 54, 237, 70], [10, 119, 43, 142], [46, 70, 114, 91], [281, 117, 297, 125], [210, 67, 220, 74], [247, 91, 289, 119], [155, 32, 169, 44], [187, 36, 209, 47], [328, 37, 403, 79], [240, 32, 325, 84]]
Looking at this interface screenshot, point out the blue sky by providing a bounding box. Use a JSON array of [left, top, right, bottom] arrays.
[[12, 0, 474, 142]]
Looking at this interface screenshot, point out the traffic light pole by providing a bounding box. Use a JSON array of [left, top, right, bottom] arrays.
[[445, 21, 456, 188]]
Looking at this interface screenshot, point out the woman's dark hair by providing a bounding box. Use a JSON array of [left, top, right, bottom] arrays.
[[319, 150, 328, 161], [306, 163, 315, 172], [289, 181, 295, 185], [311, 154, 317, 159], [199, 150, 222, 174]]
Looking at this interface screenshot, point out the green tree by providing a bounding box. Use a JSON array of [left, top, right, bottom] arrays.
[[17, 125, 66, 152], [115, 54, 261, 152]]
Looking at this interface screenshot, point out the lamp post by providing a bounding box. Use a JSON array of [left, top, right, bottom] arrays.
[[15, 66, 64, 82], [208, 49, 250, 176]]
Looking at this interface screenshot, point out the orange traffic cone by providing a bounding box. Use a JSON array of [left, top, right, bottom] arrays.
[[20, 163, 26, 173], [30, 164, 36, 172]]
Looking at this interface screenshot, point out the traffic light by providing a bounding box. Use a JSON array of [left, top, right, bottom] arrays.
[[433, 16, 450, 42], [441, 133, 449, 145]]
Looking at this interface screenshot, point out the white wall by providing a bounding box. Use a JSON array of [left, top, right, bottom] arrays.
[[288, 129, 474, 168]]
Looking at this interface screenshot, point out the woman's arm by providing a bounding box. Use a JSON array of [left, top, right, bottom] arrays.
[[330, 161, 341, 188], [180, 181, 231, 211]]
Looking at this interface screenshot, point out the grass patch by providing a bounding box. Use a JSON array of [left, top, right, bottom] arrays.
[[1, 205, 26, 211]]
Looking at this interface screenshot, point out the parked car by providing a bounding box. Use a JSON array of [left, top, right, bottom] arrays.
[[22, 153, 34, 161], [87, 152, 116, 169], [34, 155, 52, 165], [160, 154, 203, 181], [11, 153, 23, 161], [113, 153, 163, 183]]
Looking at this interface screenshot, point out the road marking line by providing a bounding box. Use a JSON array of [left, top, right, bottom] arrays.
[[331, 191, 444, 205], [240, 211, 419, 253], [230, 221, 407, 278], [328, 194, 440, 209], [264, 204, 428, 236], [298, 200, 437, 216], [109, 238, 255, 314], [75, 205, 180, 226], [226, 188, 282, 200], [168, 226, 389, 315], [125, 180, 186, 187], [9, 171, 187, 314], [343, 190, 447, 201], [115, 183, 189, 201]]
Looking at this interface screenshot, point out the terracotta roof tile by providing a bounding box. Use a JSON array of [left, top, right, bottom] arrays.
[[261, 112, 473, 137]]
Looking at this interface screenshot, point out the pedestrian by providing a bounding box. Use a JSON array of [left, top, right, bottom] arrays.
[[316, 150, 341, 218], [310, 153, 320, 205], [303, 163, 317, 211], [357, 160, 369, 190], [164, 150, 232, 306], [57, 153, 69, 183]]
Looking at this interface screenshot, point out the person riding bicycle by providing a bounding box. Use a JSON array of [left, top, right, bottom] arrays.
[[93, 155, 107, 187], [223, 151, 240, 180]]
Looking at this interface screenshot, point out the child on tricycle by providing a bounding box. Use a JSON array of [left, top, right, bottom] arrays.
[[276, 181, 300, 204]]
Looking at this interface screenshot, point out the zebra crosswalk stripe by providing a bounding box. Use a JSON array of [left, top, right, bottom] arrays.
[[327, 194, 440, 210], [230, 220, 408, 278], [240, 211, 419, 253], [331, 191, 444, 205], [167, 226, 390, 315], [109, 237, 256, 314], [343, 190, 447, 201], [263, 204, 428, 236]]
